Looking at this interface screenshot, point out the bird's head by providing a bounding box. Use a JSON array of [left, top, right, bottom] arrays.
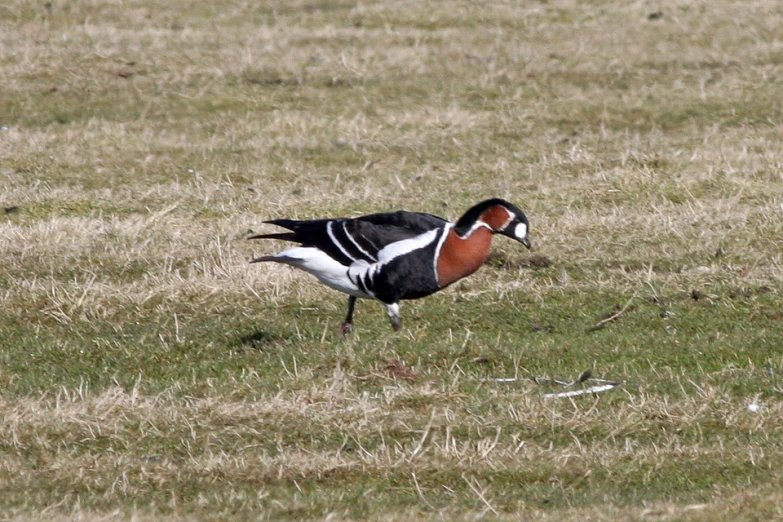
[[455, 198, 532, 249]]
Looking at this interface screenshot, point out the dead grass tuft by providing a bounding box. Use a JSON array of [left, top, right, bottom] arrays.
[[2, 0, 783, 519]]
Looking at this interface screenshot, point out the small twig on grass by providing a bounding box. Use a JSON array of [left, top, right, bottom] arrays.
[[407, 411, 435, 463], [533, 369, 593, 387], [491, 370, 626, 399], [412, 472, 435, 510], [586, 290, 638, 332], [536, 370, 625, 399], [543, 384, 619, 399], [461, 474, 498, 516]]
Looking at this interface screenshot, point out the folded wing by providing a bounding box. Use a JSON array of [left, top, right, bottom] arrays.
[[249, 211, 448, 266]]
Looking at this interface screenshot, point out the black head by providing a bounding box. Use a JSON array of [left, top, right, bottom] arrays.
[[455, 198, 531, 249]]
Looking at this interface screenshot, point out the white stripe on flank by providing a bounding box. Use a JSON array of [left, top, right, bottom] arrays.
[[342, 221, 375, 261], [327, 221, 359, 262], [377, 227, 440, 264], [345, 228, 440, 298]]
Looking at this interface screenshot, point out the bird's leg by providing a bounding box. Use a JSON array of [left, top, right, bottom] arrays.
[[342, 296, 357, 336], [384, 302, 402, 332]]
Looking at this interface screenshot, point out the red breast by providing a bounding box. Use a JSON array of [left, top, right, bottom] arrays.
[[436, 226, 493, 288]]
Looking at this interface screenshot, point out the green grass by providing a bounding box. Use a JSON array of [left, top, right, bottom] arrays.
[[2, 0, 783, 520]]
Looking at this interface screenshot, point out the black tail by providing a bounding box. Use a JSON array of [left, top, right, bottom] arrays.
[[247, 219, 304, 242], [247, 231, 299, 242]]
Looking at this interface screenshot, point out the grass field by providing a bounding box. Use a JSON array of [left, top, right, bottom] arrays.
[[2, 0, 783, 520]]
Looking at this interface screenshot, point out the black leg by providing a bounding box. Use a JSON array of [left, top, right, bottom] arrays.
[[342, 296, 357, 335]]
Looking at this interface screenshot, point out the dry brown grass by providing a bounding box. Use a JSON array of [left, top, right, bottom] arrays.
[[2, 0, 783, 519], [1, 377, 782, 520]]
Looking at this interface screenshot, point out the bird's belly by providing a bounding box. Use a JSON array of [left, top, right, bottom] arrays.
[[269, 247, 373, 299], [313, 272, 373, 299]]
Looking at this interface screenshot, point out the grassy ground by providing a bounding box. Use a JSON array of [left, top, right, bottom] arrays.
[[2, 0, 783, 519]]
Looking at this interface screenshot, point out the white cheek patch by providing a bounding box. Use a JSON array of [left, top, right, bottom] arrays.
[[514, 223, 528, 241]]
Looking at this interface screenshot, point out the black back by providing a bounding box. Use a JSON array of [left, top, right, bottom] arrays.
[[259, 210, 448, 266]]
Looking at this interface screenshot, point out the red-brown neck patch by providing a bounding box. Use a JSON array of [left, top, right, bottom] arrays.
[[479, 205, 513, 231], [436, 227, 494, 288]]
